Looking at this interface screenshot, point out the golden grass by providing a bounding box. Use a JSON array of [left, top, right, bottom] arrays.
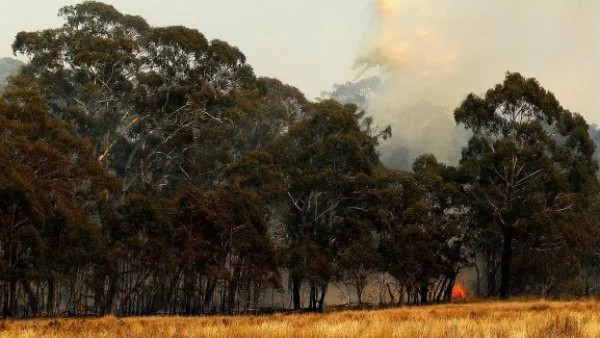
[[2, 300, 600, 337]]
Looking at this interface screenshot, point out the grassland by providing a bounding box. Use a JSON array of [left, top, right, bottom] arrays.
[[2, 300, 600, 337]]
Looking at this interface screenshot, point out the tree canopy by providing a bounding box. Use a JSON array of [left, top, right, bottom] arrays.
[[1, 2, 599, 318], [455, 72, 600, 298]]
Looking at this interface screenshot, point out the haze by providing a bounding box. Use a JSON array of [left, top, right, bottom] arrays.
[[357, 0, 600, 115]]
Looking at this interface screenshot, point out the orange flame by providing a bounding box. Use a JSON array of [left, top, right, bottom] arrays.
[[451, 283, 467, 300]]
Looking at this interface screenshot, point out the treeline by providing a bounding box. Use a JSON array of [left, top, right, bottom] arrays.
[[0, 2, 599, 318]]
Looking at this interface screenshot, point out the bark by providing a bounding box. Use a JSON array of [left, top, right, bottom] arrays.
[[444, 277, 455, 302], [487, 267, 498, 297], [292, 276, 301, 310], [318, 284, 327, 313], [21, 281, 38, 317], [356, 283, 363, 305], [7, 281, 16, 317], [355, 273, 366, 305], [385, 283, 395, 305], [105, 275, 118, 315], [309, 282, 316, 310], [419, 284, 428, 304], [203, 278, 216, 314], [227, 279, 237, 315], [500, 225, 514, 300]]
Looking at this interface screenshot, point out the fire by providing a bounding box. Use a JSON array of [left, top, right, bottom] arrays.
[[451, 283, 467, 300]]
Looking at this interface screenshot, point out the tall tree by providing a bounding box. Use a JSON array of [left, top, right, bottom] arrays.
[[174, 187, 279, 314], [375, 155, 469, 305], [101, 194, 175, 315], [0, 76, 119, 316], [275, 100, 387, 311], [12, 1, 256, 195], [455, 72, 600, 299]]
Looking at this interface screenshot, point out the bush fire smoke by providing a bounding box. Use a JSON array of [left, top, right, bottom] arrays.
[[327, 0, 600, 169]]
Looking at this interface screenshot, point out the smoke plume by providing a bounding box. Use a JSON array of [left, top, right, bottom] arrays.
[[334, 0, 600, 169]]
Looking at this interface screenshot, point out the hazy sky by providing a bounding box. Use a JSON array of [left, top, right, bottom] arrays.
[[0, 0, 372, 100]]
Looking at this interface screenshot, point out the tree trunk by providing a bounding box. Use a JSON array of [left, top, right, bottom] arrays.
[[8, 280, 16, 317], [499, 225, 514, 300], [2, 283, 8, 317], [386, 283, 395, 305], [228, 279, 237, 315], [292, 276, 301, 310], [105, 275, 118, 315], [356, 282, 363, 305], [444, 277, 455, 302], [21, 280, 38, 317], [584, 277, 590, 297], [487, 267, 497, 297], [318, 284, 327, 313], [203, 278, 216, 314], [419, 284, 428, 304], [309, 282, 316, 310]]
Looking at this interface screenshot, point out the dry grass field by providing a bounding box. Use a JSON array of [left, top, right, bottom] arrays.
[[2, 300, 600, 338]]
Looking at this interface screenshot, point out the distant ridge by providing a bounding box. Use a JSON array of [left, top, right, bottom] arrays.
[[0, 57, 24, 85]]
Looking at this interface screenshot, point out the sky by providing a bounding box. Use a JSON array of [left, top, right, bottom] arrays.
[[0, 0, 372, 101]]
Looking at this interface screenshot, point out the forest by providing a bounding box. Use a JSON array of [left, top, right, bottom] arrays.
[[0, 1, 600, 318]]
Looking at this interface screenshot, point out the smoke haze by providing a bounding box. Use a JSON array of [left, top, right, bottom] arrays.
[[341, 0, 600, 169]]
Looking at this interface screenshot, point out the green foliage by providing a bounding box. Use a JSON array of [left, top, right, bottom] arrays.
[[455, 72, 600, 298], [273, 99, 384, 310], [375, 155, 470, 304]]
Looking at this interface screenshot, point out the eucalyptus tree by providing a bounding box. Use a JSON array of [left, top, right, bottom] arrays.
[[173, 187, 279, 314], [455, 72, 600, 299], [274, 100, 388, 311], [0, 77, 119, 316], [12, 1, 255, 195], [375, 155, 469, 304]]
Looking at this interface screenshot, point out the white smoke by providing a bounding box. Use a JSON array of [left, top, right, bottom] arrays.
[[350, 0, 600, 168]]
